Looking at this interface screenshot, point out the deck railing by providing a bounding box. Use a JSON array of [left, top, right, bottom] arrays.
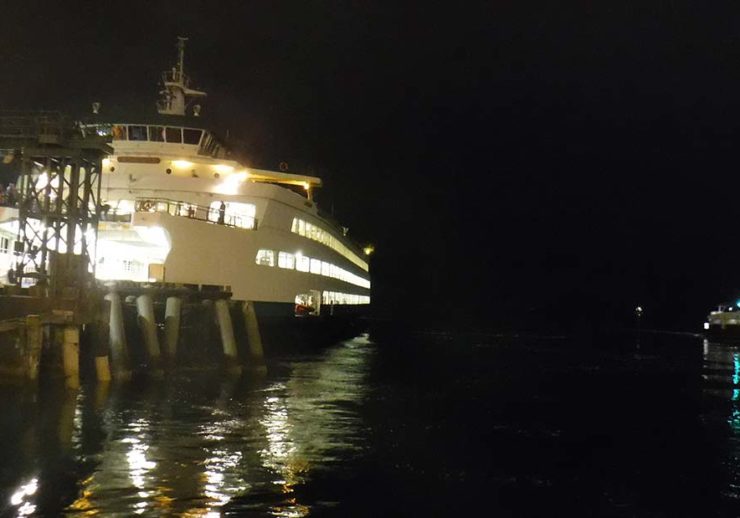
[[131, 198, 257, 229]]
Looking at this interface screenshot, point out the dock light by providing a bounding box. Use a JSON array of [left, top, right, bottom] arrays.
[[172, 160, 193, 169]]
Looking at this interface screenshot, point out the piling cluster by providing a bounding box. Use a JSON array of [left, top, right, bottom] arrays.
[[0, 285, 267, 387]]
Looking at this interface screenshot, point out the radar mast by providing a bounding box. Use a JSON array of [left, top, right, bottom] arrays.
[[156, 37, 207, 116]]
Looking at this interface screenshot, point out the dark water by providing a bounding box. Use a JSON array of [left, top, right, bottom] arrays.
[[1, 330, 740, 516]]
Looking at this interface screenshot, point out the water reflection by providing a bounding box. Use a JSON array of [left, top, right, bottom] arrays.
[[702, 339, 740, 500], [0, 335, 374, 516]]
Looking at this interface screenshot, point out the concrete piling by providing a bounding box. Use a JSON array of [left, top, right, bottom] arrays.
[[95, 356, 112, 382], [215, 299, 241, 374], [164, 296, 182, 361], [105, 292, 130, 379], [92, 298, 112, 382], [62, 325, 80, 389], [0, 285, 275, 385], [243, 301, 266, 373], [136, 294, 162, 373]]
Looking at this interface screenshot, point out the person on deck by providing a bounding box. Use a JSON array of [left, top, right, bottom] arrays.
[[218, 201, 226, 225]]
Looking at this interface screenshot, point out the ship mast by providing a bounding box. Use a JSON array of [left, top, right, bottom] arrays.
[[157, 37, 207, 116]]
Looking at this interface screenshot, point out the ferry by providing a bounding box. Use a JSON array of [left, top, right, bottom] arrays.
[[704, 303, 740, 340], [0, 38, 371, 341]]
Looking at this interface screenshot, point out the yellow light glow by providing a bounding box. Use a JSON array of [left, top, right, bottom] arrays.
[[213, 164, 234, 174], [172, 160, 193, 169], [302, 182, 310, 191], [102, 158, 111, 168], [214, 170, 251, 195], [363, 245, 375, 256]]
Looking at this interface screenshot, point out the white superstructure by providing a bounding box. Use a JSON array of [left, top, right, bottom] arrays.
[[2, 39, 371, 313]]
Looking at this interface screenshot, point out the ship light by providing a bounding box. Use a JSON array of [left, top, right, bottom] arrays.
[[102, 158, 111, 169], [172, 160, 193, 169], [704, 322, 710, 330], [214, 169, 250, 195], [363, 244, 375, 256], [213, 164, 234, 174]]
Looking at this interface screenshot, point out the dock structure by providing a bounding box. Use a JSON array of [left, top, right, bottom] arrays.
[[0, 113, 265, 385]]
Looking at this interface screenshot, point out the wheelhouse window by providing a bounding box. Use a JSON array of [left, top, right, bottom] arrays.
[[112, 125, 126, 140], [128, 125, 147, 141], [94, 124, 112, 137], [183, 128, 203, 145], [148, 126, 165, 142], [165, 127, 182, 143]]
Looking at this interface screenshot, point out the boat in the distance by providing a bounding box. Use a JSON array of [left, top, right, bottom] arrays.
[[0, 38, 372, 344], [704, 303, 740, 340]]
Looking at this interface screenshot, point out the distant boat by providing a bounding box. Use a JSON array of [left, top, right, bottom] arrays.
[[704, 303, 740, 339]]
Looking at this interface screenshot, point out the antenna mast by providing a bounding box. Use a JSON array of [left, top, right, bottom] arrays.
[[157, 37, 207, 116]]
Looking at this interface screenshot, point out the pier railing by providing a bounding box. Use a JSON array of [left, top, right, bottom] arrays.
[[133, 198, 257, 229]]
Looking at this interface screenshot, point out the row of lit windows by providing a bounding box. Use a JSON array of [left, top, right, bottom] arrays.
[[88, 124, 204, 145], [256, 249, 371, 289], [291, 218, 368, 272], [322, 291, 370, 305]]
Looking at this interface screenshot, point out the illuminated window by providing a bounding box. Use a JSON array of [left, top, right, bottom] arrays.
[[95, 124, 112, 137], [278, 252, 295, 269], [322, 291, 370, 305], [111, 125, 126, 140], [296, 254, 310, 272], [262, 249, 371, 289], [207, 201, 256, 228], [291, 217, 369, 271], [255, 249, 275, 266]]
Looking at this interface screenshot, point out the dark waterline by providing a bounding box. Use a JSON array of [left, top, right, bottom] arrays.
[[1, 331, 740, 516]]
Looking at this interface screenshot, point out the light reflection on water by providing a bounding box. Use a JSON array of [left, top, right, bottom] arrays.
[[702, 339, 740, 501], [0, 335, 374, 517]]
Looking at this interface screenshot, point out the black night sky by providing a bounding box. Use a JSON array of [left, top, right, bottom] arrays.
[[2, 1, 740, 331]]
